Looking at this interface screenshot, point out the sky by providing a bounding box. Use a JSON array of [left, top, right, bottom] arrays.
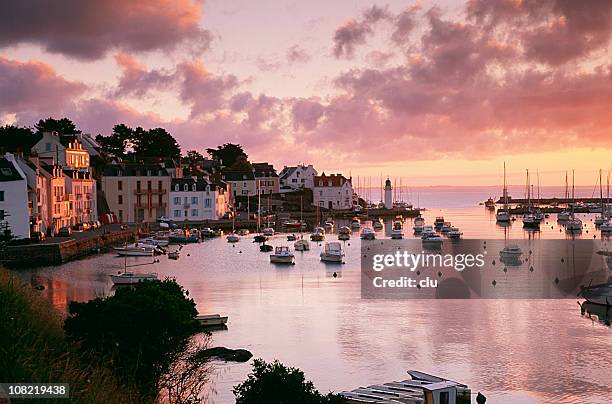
[[1, 0, 612, 187]]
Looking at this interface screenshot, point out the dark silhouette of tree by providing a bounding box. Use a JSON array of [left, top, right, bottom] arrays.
[[64, 279, 201, 398], [233, 359, 344, 404], [185, 150, 204, 162], [132, 127, 181, 159], [95, 124, 133, 157], [230, 155, 253, 171], [0, 125, 36, 154], [206, 143, 247, 167], [34, 117, 80, 134]]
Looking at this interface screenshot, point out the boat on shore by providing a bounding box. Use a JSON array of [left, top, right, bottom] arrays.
[[270, 246, 295, 264], [320, 242, 344, 263], [110, 271, 158, 285], [196, 313, 228, 327]]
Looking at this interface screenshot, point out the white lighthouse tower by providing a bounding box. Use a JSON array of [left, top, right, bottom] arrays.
[[384, 178, 393, 209]]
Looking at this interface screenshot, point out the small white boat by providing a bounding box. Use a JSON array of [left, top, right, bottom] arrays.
[[294, 239, 310, 251], [496, 210, 511, 222], [270, 246, 295, 264], [114, 246, 155, 256], [447, 227, 462, 239], [360, 227, 376, 240], [600, 220, 612, 232], [421, 225, 435, 237], [320, 242, 344, 263], [500, 245, 523, 257], [196, 313, 228, 327], [110, 271, 158, 285], [557, 211, 571, 221], [310, 227, 325, 241], [391, 220, 403, 239], [262, 227, 275, 237], [226, 233, 240, 243], [350, 217, 361, 229], [522, 213, 540, 229], [139, 237, 169, 247]]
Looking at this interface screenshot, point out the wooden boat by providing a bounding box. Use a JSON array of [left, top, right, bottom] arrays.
[[110, 271, 158, 285], [196, 314, 228, 327]]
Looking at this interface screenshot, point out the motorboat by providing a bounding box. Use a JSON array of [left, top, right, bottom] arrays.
[[320, 242, 344, 263], [196, 314, 228, 327], [500, 245, 523, 258], [566, 217, 583, 231], [226, 233, 240, 243], [201, 227, 215, 238], [284, 220, 303, 230], [260, 243, 273, 252], [324, 221, 334, 232], [360, 227, 376, 240], [237, 228, 250, 236], [600, 220, 612, 233], [373, 219, 383, 230], [253, 234, 268, 243], [287, 234, 297, 241], [434, 217, 445, 230], [139, 237, 169, 247], [447, 227, 462, 239], [390, 220, 403, 239], [168, 251, 180, 260], [114, 246, 155, 257], [310, 227, 325, 241], [557, 211, 571, 221], [294, 239, 310, 251], [413, 223, 424, 234], [262, 227, 275, 237], [350, 217, 361, 229], [534, 210, 545, 222], [440, 222, 453, 233], [421, 225, 435, 237], [485, 197, 496, 209], [579, 279, 612, 306], [110, 271, 158, 285], [414, 216, 425, 226], [270, 246, 295, 264]]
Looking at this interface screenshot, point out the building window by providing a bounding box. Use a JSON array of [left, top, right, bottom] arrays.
[[118, 180, 123, 191], [175, 184, 179, 191], [45, 143, 52, 151], [184, 184, 188, 191], [0, 190, 4, 201], [158, 181, 162, 191], [136, 181, 141, 191], [191, 209, 198, 217], [205, 198, 211, 208], [192, 184, 196, 192], [0, 210, 4, 220], [118, 210, 123, 222], [191, 197, 198, 204], [147, 181, 152, 190], [174, 210, 182, 217], [118, 195, 123, 205], [174, 197, 180, 205]]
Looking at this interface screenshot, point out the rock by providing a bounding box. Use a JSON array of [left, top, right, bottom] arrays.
[[196, 347, 253, 362]]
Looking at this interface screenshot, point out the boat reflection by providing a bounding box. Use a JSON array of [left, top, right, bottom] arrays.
[[580, 301, 611, 327]]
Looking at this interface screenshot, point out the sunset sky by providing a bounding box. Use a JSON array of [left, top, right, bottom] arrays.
[[1, 0, 612, 186]]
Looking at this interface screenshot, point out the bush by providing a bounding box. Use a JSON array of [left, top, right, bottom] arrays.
[[64, 278, 201, 398], [233, 359, 345, 404]]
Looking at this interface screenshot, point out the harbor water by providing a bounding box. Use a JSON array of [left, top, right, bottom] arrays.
[[14, 187, 612, 403]]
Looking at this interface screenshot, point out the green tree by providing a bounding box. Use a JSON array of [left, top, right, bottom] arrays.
[[34, 117, 80, 134], [0, 125, 36, 154], [133, 127, 181, 159], [230, 155, 253, 171], [64, 279, 200, 398], [206, 143, 247, 168], [186, 149, 204, 162], [233, 359, 345, 404]]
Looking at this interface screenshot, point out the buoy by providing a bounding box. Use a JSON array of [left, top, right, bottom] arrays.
[[561, 258, 564, 263], [437, 271, 442, 277], [492, 260, 496, 265], [503, 267, 507, 273], [333, 272, 337, 278], [530, 266, 534, 272], [554, 277, 559, 284], [416, 270, 420, 276], [492, 280, 497, 287]]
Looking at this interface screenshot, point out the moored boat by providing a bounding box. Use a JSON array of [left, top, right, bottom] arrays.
[[320, 241, 344, 263], [270, 246, 295, 264], [360, 227, 376, 240], [500, 244, 523, 257], [262, 227, 275, 237], [310, 227, 325, 241], [294, 239, 310, 251], [350, 217, 361, 229], [196, 313, 228, 327], [226, 233, 240, 243], [110, 271, 158, 285], [391, 220, 403, 239]]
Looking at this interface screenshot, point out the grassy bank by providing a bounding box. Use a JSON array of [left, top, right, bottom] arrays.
[[0, 269, 143, 403]]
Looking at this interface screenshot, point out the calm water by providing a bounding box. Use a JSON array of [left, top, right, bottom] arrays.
[[14, 187, 612, 403]]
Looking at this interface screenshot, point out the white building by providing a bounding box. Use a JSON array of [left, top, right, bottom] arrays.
[[0, 154, 30, 239], [170, 178, 229, 221], [313, 173, 353, 210], [279, 164, 318, 190], [384, 178, 393, 209]]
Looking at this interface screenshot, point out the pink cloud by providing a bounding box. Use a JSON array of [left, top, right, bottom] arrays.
[[112, 53, 174, 98]]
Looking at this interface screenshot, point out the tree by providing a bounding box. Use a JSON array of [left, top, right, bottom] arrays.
[[34, 117, 80, 134], [185, 150, 204, 162], [133, 127, 181, 159], [230, 155, 253, 171], [0, 125, 36, 154], [95, 124, 133, 157], [233, 359, 344, 404], [206, 143, 247, 168], [64, 279, 201, 398]]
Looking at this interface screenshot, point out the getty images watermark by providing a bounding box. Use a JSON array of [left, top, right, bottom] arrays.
[[361, 239, 607, 299]]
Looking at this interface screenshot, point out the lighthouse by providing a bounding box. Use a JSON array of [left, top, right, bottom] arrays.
[[384, 178, 393, 209]]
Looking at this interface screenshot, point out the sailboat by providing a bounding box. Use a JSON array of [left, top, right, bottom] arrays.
[[294, 196, 311, 251], [522, 169, 540, 229], [558, 171, 571, 221], [496, 162, 511, 223], [253, 186, 268, 243], [566, 170, 583, 231], [226, 205, 240, 242], [595, 169, 607, 226]]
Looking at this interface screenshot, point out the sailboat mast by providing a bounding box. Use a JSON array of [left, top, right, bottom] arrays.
[[600, 169, 604, 215]]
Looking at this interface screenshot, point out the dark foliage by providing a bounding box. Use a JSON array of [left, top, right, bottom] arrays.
[[206, 143, 248, 168], [35, 117, 81, 134], [0, 125, 36, 154]]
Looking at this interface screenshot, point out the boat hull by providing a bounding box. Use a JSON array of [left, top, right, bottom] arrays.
[[270, 255, 295, 264]]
